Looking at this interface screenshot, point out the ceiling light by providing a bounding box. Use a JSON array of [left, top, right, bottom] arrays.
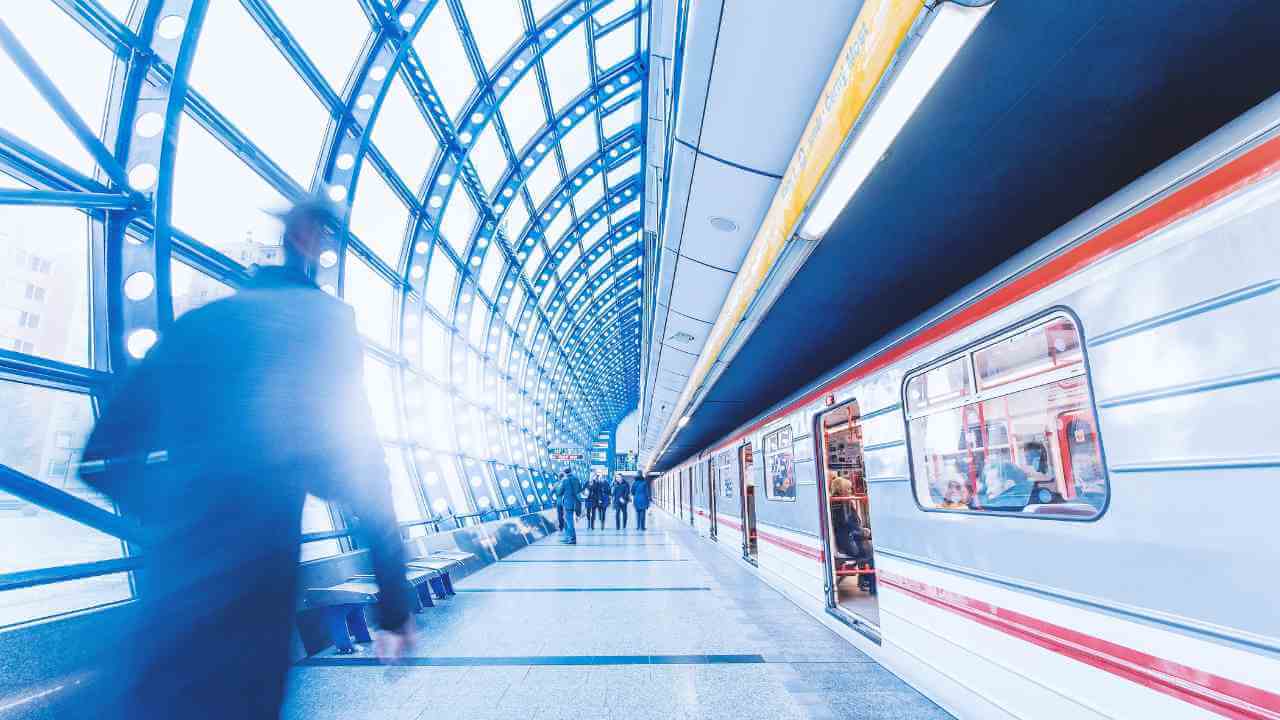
[[708, 216, 737, 233], [799, 2, 990, 241]]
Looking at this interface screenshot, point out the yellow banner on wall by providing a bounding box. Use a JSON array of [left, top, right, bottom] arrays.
[[663, 0, 924, 451]]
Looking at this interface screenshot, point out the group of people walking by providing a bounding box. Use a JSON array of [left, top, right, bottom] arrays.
[[554, 469, 651, 544]]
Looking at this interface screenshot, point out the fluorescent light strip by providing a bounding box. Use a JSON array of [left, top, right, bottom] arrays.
[[799, 2, 992, 240]]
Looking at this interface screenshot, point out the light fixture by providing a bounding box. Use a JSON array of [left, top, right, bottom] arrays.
[[799, 2, 990, 240], [677, 415, 690, 428]]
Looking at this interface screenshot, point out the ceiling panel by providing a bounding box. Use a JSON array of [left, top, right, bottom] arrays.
[[668, 256, 735, 322], [697, 0, 864, 175], [679, 154, 778, 270]]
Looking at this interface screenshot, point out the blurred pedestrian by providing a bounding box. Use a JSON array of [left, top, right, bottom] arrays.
[[79, 196, 414, 719], [585, 472, 609, 530], [555, 467, 582, 544], [610, 473, 631, 530], [631, 474, 652, 531]]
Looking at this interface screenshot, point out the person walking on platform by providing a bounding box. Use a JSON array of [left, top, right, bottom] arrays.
[[78, 196, 415, 720], [631, 474, 652, 531], [611, 473, 631, 530], [585, 473, 609, 530], [555, 467, 582, 544]]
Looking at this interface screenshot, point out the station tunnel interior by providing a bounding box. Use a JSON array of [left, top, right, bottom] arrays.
[[2, 1, 1280, 719]]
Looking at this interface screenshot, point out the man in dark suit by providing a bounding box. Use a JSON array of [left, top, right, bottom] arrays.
[[554, 467, 582, 544], [80, 198, 414, 719]]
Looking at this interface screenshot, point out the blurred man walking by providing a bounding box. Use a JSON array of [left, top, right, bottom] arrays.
[[81, 198, 414, 719]]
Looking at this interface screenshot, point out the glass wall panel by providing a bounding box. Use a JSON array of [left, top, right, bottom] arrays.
[[595, 20, 637, 69], [525, 157, 561, 208], [0, 381, 131, 626], [460, 0, 525, 71], [560, 115, 598, 170], [171, 258, 235, 319], [420, 313, 449, 379], [172, 114, 288, 261], [440, 189, 478, 256], [299, 494, 341, 561], [372, 75, 438, 191], [414, 4, 477, 120], [189, 1, 329, 184], [0, 204, 90, 366], [470, 123, 507, 194], [343, 251, 396, 347], [602, 98, 640, 136], [542, 25, 589, 111], [478, 250, 505, 298], [363, 355, 399, 439], [384, 446, 424, 522], [267, 0, 371, 92], [348, 167, 410, 267], [0, 4, 113, 175], [500, 71, 545, 151], [425, 246, 457, 315], [504, 196, 531, 242], [422, 382, 455, 452], [434, 457, 475, 515]]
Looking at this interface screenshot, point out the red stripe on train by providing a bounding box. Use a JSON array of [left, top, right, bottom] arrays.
[[691, 509, 825, 562], [703, 133, 1280, 458], [878, 571, 1280, 720]]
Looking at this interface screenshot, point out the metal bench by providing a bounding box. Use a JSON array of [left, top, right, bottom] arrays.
[[405, 550, 477, 597], [305, 566, 441, 654]]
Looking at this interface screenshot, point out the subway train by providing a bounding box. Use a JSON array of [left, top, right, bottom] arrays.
[[654, 92, 1280, 719]]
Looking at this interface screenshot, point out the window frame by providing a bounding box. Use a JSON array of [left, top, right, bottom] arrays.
[[901, 307, 1111, 522], [761, 424, 796, 503]]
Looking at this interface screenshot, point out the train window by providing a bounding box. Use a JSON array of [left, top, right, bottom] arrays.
[[905, 356, 971, 415], [973, 316, 1083, 392], [763, 426, 796, 501], [905, 313, 1107, 519]]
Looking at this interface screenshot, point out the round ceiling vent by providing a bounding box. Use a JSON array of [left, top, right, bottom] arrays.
[[709, 216, 738, 233]]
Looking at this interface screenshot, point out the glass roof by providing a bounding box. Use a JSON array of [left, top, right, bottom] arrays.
[[0, 0, 647, 614]]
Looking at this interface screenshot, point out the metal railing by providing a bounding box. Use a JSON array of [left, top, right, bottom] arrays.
[[2, 458, 553, 594]]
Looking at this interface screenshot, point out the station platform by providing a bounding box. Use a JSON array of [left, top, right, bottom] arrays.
[[283, 512, 950, 720]]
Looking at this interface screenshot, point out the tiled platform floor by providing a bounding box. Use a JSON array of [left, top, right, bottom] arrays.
[[283, 511, 951, 720]]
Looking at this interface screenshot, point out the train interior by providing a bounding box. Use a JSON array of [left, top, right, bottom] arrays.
[[740, 444, 759, 563], [819, 402, 878, 627]]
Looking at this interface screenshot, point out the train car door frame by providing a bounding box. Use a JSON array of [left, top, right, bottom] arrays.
[[686, 465, 695, 526], [813, 399, 881, 644], [706, 457, 718, 540], [738, 442, 758, 565]]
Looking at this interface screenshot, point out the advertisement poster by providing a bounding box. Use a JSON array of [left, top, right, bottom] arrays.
[[718, 452, 735, 499], [764, 427, 796, 501]]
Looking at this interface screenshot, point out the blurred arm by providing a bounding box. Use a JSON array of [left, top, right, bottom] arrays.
[[315, 308, 410, 631]]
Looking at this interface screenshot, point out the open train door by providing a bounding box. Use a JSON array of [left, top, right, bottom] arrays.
[[739, 443, 758, 564], [706, 457, 718, 540], [815, 400, 879, 637]]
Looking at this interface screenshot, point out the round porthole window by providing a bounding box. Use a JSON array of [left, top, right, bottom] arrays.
[[123, 271, 155, 301], [126, 328, 158, 359]]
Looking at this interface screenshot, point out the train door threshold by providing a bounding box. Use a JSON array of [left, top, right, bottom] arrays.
[[826, 606, 882, 645]]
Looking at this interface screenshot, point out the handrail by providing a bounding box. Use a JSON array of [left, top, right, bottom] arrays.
[[0, 557, 144, 593], [0, 462, 146, 545]]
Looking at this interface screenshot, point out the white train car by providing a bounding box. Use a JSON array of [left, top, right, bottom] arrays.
[[656, 92, 1280, 719]]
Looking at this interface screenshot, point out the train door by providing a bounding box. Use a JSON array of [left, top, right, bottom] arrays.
[[739, 443, 758, 564], [706, 458, 718, 540], [687, 466, 695, 526], [816, 401, 878, 630]]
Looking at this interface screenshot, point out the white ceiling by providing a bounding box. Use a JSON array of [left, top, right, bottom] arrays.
[[641, 0, 865, 459]]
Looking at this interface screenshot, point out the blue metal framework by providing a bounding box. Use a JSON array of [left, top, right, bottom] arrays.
[[0, 0, 647, 628]]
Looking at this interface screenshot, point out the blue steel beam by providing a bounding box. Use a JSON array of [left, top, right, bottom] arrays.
[[0, 17, 133, 190], [0, 188, 130, 209]]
